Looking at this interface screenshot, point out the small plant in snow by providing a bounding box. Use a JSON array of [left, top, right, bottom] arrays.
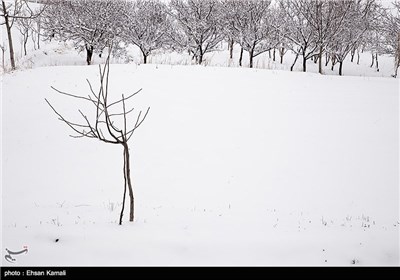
[[321, 216, 327, 226], [104, 201, 121, 212], [51, 217, 62, 227], [56, 201, 66, 208]]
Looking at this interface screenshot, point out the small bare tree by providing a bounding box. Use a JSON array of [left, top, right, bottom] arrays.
[[16, 13, 33, 56], [45, 53, 150, 225]]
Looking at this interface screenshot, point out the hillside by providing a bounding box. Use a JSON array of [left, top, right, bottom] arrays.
[[2, 63, 399, 266]]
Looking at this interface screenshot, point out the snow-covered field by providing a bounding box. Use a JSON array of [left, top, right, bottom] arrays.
[[2, 59, 399, 265], [1, 4, 399, 264]]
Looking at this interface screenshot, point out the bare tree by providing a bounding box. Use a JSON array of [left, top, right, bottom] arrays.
[[382, 0, 400, 77], [222, 0, 273, 68], [168, 0, 224, 65], [122, 0, 171, 64], [364, 25, 385, 72], [42, 0, 124, 65], [328, 0, 379, 76], [270, 4, 289, 64], [16, 12, 34, 56], [279, 0, 318, 72], [304, 0, 353, 74], [391, 2, 400, 77], [45, 53, 150, 225], [31, 9, 43, 50], [278, 0, 358, 74], [220, 1, 236, 60], [1, 0, 45, 70]]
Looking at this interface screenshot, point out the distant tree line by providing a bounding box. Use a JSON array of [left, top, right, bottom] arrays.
[[2, 0, 400, 77]]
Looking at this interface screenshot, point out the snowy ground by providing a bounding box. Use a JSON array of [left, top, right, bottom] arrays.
[[2, 62, 399, 266], [3, 37, 398, 78], [1, 9, 400, 265]]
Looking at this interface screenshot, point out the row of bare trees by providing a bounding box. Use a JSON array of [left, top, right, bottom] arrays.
[[39, 0, 400, 76], [2, 0, 400, 76]]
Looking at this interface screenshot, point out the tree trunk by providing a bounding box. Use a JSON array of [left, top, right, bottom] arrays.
[[395, 44, 400, 78], [3, 1, 16, 70], [249, 50, 254, 68], [331, 58, 335, 71], [290, 53, 299, 71], [119, 147, 128, 225], [370, 53, 374, 67], [268, 49, 271, 59], [86, 45, 94, 65], [339, 61, 343, 76], [318, 46, 323, 74], [302, 55, 307, 72], [142, 50, 148, 64], [37, 22, 41, 49], [2, 48, 5, 70], [273, 48, 276, 62], [357, 49, 360, 65], [123, 143, 134, 222], [280, 47, 284, 64], [325, 53, 330, 66], [229, 39, 234, 59], [23, 35, 28, 56], [375, 53, 379, 71], [350, 47, 355, 62], [239, 47, 243, 67], [32, 33, 37, 50], [198, 52, 203, 65]]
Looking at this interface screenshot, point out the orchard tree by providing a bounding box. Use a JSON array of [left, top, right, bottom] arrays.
[[220, 0, 236, 60], [364, 25, 386, 71], [122, 0, 171, 64], [279, 0, 318, 72], [383, 0, 400, 77], [42, 0, 124, 65], [222, 0, 273, 68], [270, 2, 294, 65], [268, 4, 287, 64], [301, 0, 353, 74], [278, 0, 355, 73], [168, 0, 224, 65], [328, 0, 379, 76]]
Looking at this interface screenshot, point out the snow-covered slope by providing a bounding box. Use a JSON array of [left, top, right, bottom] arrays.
[[1, 63, 399, 266]]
